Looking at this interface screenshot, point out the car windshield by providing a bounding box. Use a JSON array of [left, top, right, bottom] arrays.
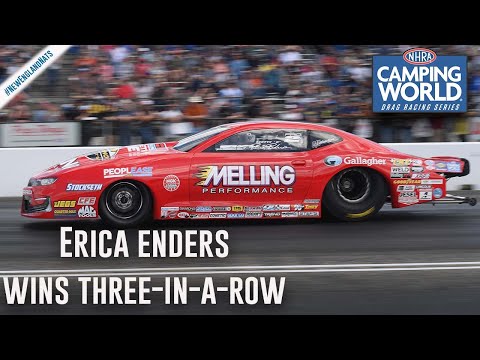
[[173, 124, 232, 152]]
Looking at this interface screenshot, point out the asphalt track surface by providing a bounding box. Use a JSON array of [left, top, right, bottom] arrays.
[[1, 193, 480, 315]]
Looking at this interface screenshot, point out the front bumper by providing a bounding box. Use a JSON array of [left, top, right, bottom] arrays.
[[21, 187, 53, 218]]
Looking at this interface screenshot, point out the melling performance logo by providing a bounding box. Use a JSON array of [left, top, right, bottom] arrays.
[[373, 48, 467, 113], [195, 165, 295, 194]]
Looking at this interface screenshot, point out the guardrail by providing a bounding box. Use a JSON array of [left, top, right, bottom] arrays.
[[0, 143, 478, 197]]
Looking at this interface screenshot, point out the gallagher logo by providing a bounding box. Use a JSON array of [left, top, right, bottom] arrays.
[[373, 48, 467, 113]]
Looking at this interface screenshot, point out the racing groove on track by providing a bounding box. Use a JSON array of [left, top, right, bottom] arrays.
[[2, 196, 480, 314]]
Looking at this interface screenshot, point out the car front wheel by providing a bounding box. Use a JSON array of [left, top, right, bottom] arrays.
[[99, 181, 152, 228]]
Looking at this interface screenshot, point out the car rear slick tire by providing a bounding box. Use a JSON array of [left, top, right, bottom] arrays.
[[322, 168, 387, 222], [99, 181, 152, 228]]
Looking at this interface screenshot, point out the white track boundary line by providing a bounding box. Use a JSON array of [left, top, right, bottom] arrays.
[[2, 261, 480, 274], [3, 262, 480, 277]]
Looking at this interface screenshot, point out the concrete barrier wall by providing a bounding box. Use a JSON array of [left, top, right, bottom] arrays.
[[1, 143, 479, 197]]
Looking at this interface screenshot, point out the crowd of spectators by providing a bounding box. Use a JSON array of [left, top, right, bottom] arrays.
[[1, 44, 480, 145]]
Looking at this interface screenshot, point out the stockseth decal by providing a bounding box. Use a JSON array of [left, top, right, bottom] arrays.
[[373, 48, 467, 113], [196, 165, 295, 195], [66, 184, 102, 191], [163, 175, 180, 192]]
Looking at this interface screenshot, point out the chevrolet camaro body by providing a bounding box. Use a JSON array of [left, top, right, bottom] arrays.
[[21, 121, 471, 226]]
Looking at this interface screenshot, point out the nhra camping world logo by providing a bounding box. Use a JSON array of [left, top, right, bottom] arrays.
[[372, 48, 467, 113]]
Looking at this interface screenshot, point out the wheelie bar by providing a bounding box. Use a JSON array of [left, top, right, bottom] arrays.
[[430, 194, 477, 206]]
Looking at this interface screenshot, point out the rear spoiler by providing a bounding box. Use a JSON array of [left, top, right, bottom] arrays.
[[427, 156, 470, 178]]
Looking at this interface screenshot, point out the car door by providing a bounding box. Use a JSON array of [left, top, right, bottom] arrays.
[[189, 128, 314, 208]]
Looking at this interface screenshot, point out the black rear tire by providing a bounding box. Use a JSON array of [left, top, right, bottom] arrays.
[[99, 181, 152, 228], [322, 168, 388, 222]]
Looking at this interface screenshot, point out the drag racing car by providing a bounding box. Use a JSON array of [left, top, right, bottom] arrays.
[[21, 120, 476, 227]]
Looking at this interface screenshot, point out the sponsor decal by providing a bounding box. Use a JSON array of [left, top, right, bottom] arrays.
[[416, 185, 432, 189], [293, 204, 304, 211], [263, 204, 290, 211], [245, 212, 263, 218], [104, 167, 153, 178], [373, 48, 467, 113], [212, 206, 231, 212], [397, 185, 415, 191], [398, 191, 418, 204], [346, 206, 375, 219], [232, 206, 244, 212], [446, 161, 462, 173], [196, 206, 212, 212], [281, 211, 298, 218], [411, 166, 424, 172], [411, 159, 423, 166], [195, 165, 295, 195], [54, 209, 77, 217], [391, 167, 410, 173], [190, 213, 209, 219], [390, 173, 410, 179], [161, 207, 179, 218], [299, 211, 319, 217], [177, 212, 190, 219], [393, 179, 421, 185], [78, 206, 96, 218], [86, 148, 119, 161], [312, 138, 337, 149], [77, 197, 96, 206], [227, 213, 245, 219], [426, 165, 435, 171], [53, 200, 76, 208], [391, 159, 412, 166], [324, 156, 343, 167], [66, 184, 102, 191], [419, 191, 433, 200], [127, 143, 160, 155], [425, 160, 435, 166], [435, 162, 447, 171], [433, 188, 443, 199], [179, 207, 196, 211], [263, 212, 281, 218], [209, 213, 227, 219], [304, 199, 320, 204], [304, 204, 319, 210], [245, 206, 263, 211], [163, 174, 180, 192], [23, 189, 32, 195], [411, 173, 430, 179], [421, 179, 443, 185], [344, 157, 386, 166]]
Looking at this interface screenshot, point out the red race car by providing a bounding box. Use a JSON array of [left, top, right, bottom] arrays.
[[21, 120, 476, 227]]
